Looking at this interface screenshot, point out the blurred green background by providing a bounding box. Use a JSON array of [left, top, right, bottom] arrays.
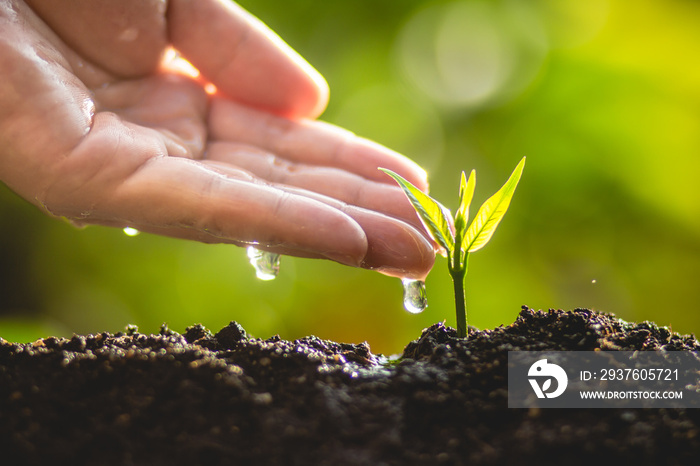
[[2, 0, 700, 354]]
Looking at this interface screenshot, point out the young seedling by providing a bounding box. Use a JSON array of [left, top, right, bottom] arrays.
[[380, 157, 525, 338]]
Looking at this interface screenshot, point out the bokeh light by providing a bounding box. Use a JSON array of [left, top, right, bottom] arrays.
[[396, 0, 548, 108]]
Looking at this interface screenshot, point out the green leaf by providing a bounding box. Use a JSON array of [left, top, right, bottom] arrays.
[[379, 168, 454, 253], [462, 157, 525, 253], [455, 170, 475, 234]]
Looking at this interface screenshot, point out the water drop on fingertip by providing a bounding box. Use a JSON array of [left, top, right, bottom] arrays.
[[247, 246, 280, 281], [401, 279, 427, 314]]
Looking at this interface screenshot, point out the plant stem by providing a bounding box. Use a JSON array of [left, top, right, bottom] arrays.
[[449, 246, 469, 338], [451, 268, 467, 338]]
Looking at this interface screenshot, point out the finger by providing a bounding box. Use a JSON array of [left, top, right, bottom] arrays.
[[117, 184, 436, 280], [120, 160, 373, 265], [205, 142, 427, 232], [167, 0, 328, 119], [198, 160, 435, 279], [209, 98, 429, 190]]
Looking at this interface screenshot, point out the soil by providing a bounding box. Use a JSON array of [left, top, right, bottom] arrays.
[[1, 306, 699, 465]]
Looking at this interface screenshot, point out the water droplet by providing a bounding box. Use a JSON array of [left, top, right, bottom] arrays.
[[247, 246, 280, 281], [402, 279, 427, 314], [123, 227, 140, 237]]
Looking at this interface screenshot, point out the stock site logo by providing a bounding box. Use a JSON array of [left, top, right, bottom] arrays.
[[528, 359, 568, 399]]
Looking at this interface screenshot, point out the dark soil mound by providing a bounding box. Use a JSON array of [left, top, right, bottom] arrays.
[[1, 307, 699, 465]]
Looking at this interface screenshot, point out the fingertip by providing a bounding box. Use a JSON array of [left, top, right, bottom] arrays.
[[370, 244, 435, 281], [411, 165, 430, 193], [303, 65, 330, 120], [323, 249, 365, 268], [276, 51, 329, 120], [358, 215, 436, 280], [168, 0, 329, 120]]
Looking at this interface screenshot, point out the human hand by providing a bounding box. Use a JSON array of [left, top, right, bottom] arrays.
[[0, 0, 435, 279]]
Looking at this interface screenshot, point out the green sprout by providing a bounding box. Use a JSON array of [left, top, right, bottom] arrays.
[[380, 157, 525, 338]]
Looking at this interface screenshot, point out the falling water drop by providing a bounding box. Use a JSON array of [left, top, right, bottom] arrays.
[[247, 246, 280, 281], [123, 227, 140, 237], [401, 279, 427, 314]]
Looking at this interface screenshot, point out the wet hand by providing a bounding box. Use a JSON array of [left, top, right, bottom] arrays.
[[0, 0, 435, 278]]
